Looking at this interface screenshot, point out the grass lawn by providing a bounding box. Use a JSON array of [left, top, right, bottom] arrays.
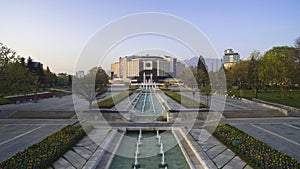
[[0, 97, 12, 105], [228, 89, 300, 109], [97, 91, 133, 108], [165, 91, 206, 108]]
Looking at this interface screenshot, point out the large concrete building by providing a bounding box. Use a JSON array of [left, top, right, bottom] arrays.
[[111, 55, 185, 83], [223, 49, 241, 69]]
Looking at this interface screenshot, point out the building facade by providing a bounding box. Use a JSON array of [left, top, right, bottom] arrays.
[[111, 55, 185, 82], [223, 49, 240, 69]]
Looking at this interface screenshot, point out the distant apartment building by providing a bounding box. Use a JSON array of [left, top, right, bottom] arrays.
[[110, 55, 185, 83], [223, 49, 240, 69]]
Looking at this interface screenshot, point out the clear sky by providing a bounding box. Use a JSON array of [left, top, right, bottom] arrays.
[[0, 0, 299, 74]]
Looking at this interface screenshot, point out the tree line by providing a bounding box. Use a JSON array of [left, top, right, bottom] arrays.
[[226, 37, 300, 98], [179, 37, 300, 99], [0, 42, 72, 96]]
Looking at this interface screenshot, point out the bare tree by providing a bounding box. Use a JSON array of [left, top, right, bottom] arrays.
[[73, 67, 108, 110]]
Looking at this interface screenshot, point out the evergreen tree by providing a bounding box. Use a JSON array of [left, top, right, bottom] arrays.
[[196, 55, 209, 87]]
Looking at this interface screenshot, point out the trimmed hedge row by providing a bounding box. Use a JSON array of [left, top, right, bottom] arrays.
[[165, 91, 206, 108], [210, 124, 300, 169], [0, 125, 86, 169], [97, 91, 133, 108]]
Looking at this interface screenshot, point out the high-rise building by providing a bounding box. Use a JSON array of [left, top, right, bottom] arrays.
[[223, 49, 240, 69]]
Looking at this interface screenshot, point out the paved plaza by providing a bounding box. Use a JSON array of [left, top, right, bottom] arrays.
[[0, 91, 299, 167]]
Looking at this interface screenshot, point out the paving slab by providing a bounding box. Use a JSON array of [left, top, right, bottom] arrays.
[[73, 147, 93, 160], [244, 165, 253, 169], [206, 145, 226, 159], [64, 150, 87, 168], [212, 149, 235, 168], [52, 157, 75, 169], [190, 129, 252, 169], [223, 156, 247, 169], [84, 143, 98, 153]]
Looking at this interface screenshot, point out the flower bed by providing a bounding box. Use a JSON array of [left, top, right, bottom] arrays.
[[210, 124, 300, 169], [97, 91, 133, 108], [0, 125, 86, 169], [165, 91, 206, 108]]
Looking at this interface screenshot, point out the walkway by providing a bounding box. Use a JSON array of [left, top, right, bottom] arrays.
[[49, 127, 114, 169], [189, 129, 252, 169]]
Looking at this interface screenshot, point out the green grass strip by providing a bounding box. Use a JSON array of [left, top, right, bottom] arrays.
[[97, 91, 133, 108], [165, 91, 206, 108], [0, 125, 86, 169], [228, 89, 300, 109], [209, 124, 300, 169], [0, 97, 12, 105]]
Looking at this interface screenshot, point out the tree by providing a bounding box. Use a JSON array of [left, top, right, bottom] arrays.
[[43, 66, 56, 87], [228, 60, 251, 97], [0, 42, 17, 65], [0, 43, 38, 96], [73, 67, 109, 110], [295, 37, 300, 49], [294, 37, 300, 85], [196, 56, 209, 87], [259, 46, 298, 98], [179, 66, 197, 86], [248, 50, 261, 98]]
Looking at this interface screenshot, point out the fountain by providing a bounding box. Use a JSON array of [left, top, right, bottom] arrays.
[[159, 152, 168, 168], [133, 151, 140, 168], [138, 135, 142, 146], [156, 130, 159, 139], [157, 135, 161, 146], [159, 143, 164, 154], [109, 130, 189, 169], [139, 129, 142, 138], [136, 142, 140, 154]]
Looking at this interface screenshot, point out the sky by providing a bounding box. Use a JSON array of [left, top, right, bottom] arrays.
[[0, 0, 299, 74]]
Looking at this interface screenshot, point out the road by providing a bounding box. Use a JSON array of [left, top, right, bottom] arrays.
[[0, 119, 77, 162]]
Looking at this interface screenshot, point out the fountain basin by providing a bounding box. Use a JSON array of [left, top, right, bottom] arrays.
[[108, 128, 190, 169]]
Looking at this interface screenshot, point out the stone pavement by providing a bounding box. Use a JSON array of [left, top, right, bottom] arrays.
[[48, 127, 113, 169], [190, 129, 252, 169]]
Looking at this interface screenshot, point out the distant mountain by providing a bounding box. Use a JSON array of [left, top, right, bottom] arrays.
[[180, 56, 222, 72], [181, 56, 199, 67]]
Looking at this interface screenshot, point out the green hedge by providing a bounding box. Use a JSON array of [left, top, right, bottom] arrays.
[[97, 91, 133, 108], [0, 125, 86, 169], [165, 91, 206, 108], [210, 124, 300, 169]]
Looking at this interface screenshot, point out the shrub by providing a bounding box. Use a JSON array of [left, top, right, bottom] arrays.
[[0, 125, 86, 169], [97, 91, 133, 108], [210, 124, 300, 169], [165, 91, 206, 108]]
